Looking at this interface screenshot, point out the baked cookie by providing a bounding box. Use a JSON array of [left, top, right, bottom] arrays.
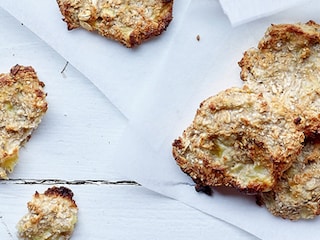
[[239, 21, 320, 136], [258, 138, 320, 220], [0, 65, 47, 179], [56, 0, 173, 47], [17, 186, 78, 240], [172, 87, 304, 193]]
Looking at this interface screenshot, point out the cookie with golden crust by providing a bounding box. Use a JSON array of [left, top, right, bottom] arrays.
[[17, 186, 78, 240], [0, 65, 47, 179], [172, 87, 304, 193], [56, 0, 173, 47], [239, 20, 320, 136], [258, 138, 320, 220]]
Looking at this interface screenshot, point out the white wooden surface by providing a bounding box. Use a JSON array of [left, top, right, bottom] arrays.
[[0, 6, 258, 240]]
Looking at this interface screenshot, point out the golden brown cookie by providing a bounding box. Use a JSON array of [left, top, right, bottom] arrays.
[[172, 87, 304, 193], [239, 21, 320, 136], [258, 138, 320, 220], [17, 186, 78, 240], [56, 0, 173, 47], [0, 65, 47, 179]]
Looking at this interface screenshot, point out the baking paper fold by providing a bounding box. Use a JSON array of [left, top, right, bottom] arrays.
[[2, 0, 320, 239]]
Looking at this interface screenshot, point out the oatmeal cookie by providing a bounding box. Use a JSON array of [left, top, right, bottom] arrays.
[[258, 138, 320, 220], [0, 65, 47, 179], [239, 21, 320, 136], [17, 186, 78, 240], [172, 87, 304, 193], [56, 0, 173, 47]]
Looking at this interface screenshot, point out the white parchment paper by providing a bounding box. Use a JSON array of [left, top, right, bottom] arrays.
[[219, 0, 309, 26]]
